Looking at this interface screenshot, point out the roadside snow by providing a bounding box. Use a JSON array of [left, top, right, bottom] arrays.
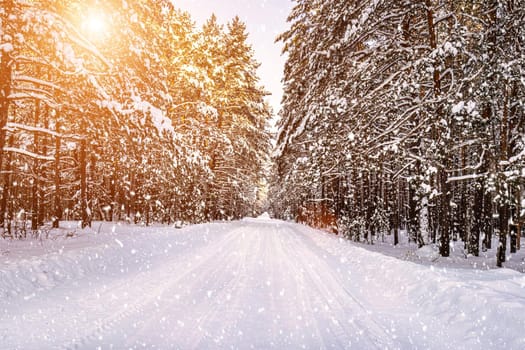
[[1, 220, 524, 349], [257, 212, 271, 220], [349, 229, 525, 273], [415, 244, 440, 260]]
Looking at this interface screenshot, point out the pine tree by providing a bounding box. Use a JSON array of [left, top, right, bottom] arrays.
[[272, 0, 524, 265]]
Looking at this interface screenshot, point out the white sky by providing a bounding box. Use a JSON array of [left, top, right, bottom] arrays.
[[174, 0, 294, 115]]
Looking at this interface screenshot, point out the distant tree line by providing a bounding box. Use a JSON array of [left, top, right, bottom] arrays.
[[0, 0, 271, 238], [272, 0, 524, 266]]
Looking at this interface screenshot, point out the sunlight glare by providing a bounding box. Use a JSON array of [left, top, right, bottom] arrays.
[[82, 12, 107, 38]]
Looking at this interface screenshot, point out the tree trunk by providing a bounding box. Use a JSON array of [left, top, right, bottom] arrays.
[[52, 122, 61, 228], [0, 1, 13, 234], [439, 168, 451, 257], [31, 100, 41, 230], [1, 136, 14, 232], [38, 107, 49, 226], [425, 0, 441, 96], [470, 182, 483, 256], [419, 192, 429, 247], [497, 203, 508, 267], [80, 139, 89, 228], [352, 167, 360, 221], [367, 170, 375, 244], [0, 0, 14, 180], [497, 85, 510, 266], [482, 191, 493, 250], [458, 147, 467, 243], [510, 223, 518, 254], [408, 178, 418, 244], [110, 162, 117, 222], [425, 0, 451, 256], [393, 177, 400, 246]]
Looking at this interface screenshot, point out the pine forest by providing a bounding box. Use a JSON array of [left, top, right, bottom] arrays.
[[2, 1, 525, 348], [271, 0, 525, 266], [1, 1, 525, 265], [0, 0, 271, 234]]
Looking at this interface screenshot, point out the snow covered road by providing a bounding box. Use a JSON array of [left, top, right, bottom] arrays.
[[1, 218, 525, 349]]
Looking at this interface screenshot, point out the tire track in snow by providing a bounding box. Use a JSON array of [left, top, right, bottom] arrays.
[[61, 226, 243, 349], [3, 220, 422, 349], [157, 226, 256, 349], [76, 225, 257, 349], [268, 224, 330, 349], [283, 224, 400, 349]]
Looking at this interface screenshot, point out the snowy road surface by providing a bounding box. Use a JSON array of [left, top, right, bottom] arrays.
[[1, 218, 525, 349]]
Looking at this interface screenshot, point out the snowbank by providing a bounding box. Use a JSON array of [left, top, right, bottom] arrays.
[[299, 225, 525, 349], [257, 212, 271, 220], [0, 222, 221, 301]]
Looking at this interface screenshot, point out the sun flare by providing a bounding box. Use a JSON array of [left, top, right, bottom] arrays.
[[82, 12, 107, 37]]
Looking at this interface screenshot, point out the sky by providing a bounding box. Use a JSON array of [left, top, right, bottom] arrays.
[[174, 0, 294, 115]]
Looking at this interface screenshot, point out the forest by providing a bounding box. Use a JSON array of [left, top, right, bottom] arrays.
[[271, 0, 525, 266], [0, 0, 272, 236], [2, 1, 525, 346], [2, 0, 525, 268]]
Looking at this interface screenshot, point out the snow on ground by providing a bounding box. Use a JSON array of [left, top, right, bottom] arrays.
[[348, 229, 525, 273], [1, 219, 525, 349]]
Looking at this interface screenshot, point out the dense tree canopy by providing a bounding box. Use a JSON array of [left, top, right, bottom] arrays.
[[0, 0, 272, 236], [272, 0, 525, 264]]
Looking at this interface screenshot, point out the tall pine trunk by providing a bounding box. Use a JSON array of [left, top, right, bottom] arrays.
[[0, 0, 14, 228], [497, 85, 510, 266], [425, 0, 451, 256], [52, 122, 61, 228], [80, 139, 89, 228], [31, 100, 41, 230], [1, 136, 13, 234], [470, 182, 483, 256]]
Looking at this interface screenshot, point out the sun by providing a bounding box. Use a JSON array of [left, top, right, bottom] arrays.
[[86, 16, 105, 34], [81, 12, 107, 38]]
